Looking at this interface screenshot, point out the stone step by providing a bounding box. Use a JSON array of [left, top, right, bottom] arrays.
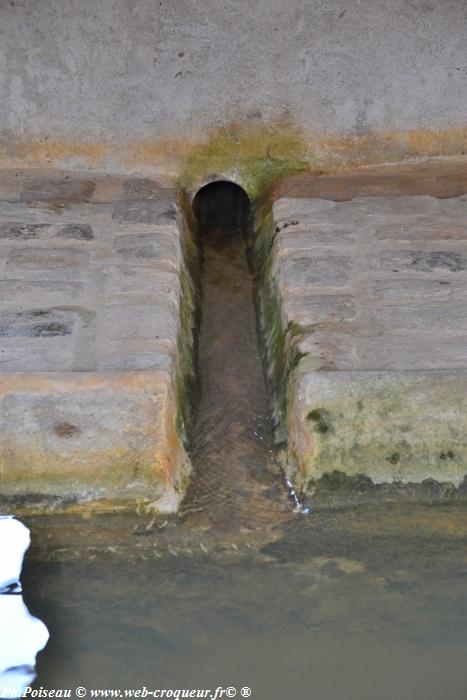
[[0, 171, 193, 513], [267, 194, 467, 490]]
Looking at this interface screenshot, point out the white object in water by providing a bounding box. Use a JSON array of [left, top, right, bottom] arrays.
[[0, 595, 49, 697], [0, 516, 49, 698], [0, 517, 31, 593]]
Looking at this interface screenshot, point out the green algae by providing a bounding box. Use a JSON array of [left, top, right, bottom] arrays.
[[299, 376, 467, 490], [174, 191, 200, 446], [179, 124, 309, 200], [176, 123, 310, 450], [250, 198, 467, 495], [306, 408, 334, 435], [251, 205, 309, 442]]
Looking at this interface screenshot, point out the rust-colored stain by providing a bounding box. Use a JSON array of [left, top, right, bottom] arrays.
[[311, 125, 467, 166], [0, 369, 188, 508], [54, 421, 80, 438], [1, 139, 112, 168], [271, 156, 467, 201], [0, 371, 169, 397], [1, 124, 466, 187]]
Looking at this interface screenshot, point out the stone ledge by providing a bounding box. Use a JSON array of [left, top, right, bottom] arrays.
[[263, 193, 467, 491], [288, 369, 467, 490], [0, 371, 190, 512]]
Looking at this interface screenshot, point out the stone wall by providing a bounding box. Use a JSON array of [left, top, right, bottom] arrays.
[[0, 0, 466, 179]]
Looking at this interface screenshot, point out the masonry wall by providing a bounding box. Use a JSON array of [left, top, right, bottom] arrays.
[[0, 0, 466, 174]]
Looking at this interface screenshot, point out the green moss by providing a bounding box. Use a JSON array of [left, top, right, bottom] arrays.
[[251, 205, 310, 438], [440, 450, 456, 460], [307, 408, 334, 435], [179, 124, 309, 200], [174, 191, 200, 445], [312, 470, 376, 496], [176, 126, 309, 456]]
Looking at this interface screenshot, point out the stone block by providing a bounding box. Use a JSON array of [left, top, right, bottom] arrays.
[[288, 370, 467, 488], [0, 372, 188, 508], [267, 195, 467, 490], [7, 247, 90, 270], [0, 172, 193, 512], [112, 199, 177, 225]]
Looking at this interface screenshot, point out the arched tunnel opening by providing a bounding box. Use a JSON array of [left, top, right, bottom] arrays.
[[192, 180, 251, 236], [181, 180, 290, 528]]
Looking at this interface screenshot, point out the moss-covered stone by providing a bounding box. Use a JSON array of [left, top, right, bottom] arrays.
[[288, 371, 467, 492], [251, 204, 309, 445], [174, 191, 200, 447], [179, 124, 309, 200], [253, 192, 467, 496]]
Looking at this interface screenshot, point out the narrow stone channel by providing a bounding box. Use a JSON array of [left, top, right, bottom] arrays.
[[181, 181, 291, 530]]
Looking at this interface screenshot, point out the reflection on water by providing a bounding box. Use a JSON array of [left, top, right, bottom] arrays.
[[19, 506, 467, 700], [0, 596, 49, 698], [0, 518, 49, 699], [0, 517, 30, 594]]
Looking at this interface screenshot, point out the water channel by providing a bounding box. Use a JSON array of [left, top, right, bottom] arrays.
[[181, 180, 291, 529]]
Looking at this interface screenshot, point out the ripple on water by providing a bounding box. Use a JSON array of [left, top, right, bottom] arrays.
[[180, 226, 292, 530]]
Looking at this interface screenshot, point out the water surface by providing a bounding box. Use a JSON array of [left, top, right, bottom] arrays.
[[20, 504, 467, 700]]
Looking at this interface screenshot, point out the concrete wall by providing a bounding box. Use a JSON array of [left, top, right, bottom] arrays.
[[0, 0, 466, 169]]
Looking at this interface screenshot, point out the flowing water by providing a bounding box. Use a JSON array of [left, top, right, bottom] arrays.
[[3, 183, 467, 699], [181, 183, 291, 529]]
